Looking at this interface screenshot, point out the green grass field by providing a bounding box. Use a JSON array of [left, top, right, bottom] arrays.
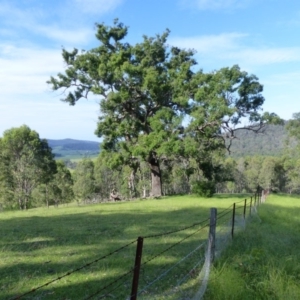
[[1, 194, 299, 299], [0, 194, 246, 299], [205, 194, 300, 300]]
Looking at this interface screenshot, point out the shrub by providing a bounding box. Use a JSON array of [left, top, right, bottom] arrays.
[[192, 181, 215, 197]]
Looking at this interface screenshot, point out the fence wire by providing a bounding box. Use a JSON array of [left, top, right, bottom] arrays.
[[143, 217, 210, 239], [10, 239, 137, 300], [192, 236, 212, 300], [133, 223, 209, 299], [9, 191, 267, 300], [137, 241, 206, 298]]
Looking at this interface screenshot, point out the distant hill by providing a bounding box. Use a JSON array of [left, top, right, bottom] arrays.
[[47, 139, 100, 159], [46, 124, 292, 161], [228, 124, 290, 158]]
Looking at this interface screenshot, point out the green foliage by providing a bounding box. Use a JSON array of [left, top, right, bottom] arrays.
[[286, 112, 300, 140], [73, 158, 95, 202], [0, 125, 56, 209], [192, 180, 216, 197], [229, 124, 288, 158], [33, 164, 74, 209], [48, 20, 276, 197]]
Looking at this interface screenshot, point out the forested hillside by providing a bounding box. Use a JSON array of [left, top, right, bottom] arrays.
[[47, 124, 289, 160], [229, 124, 288, 157]]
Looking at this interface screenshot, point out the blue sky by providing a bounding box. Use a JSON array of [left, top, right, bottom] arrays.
[[1, 0, 300, 141]]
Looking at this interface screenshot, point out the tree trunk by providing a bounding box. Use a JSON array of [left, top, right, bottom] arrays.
[[24, 196, 28, 210], [148, 151, 162, 197], [128, 170, 137, 198], [142, 186, 147, 198], [18, 198, 23, 210], [46, 184, 49, 209]]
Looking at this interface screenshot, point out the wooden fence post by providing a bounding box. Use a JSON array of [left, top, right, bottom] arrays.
[[242, 199, 247, 229], [209, 208, 217, 262], [130, 236, 144, 300], [231, 203, 236, 239]]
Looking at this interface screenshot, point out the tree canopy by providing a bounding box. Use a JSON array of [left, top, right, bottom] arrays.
[[286, 112, 300, 141], [0, 125, 56, 209], [48, 20, 279, 197]]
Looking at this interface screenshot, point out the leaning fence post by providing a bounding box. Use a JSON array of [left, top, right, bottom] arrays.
[[231, 203, 236, 239], [130, 236, 144, 300], [209, 208, 217, 262]]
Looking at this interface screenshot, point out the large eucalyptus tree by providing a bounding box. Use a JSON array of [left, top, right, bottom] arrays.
[[48, 20, 278, 197]]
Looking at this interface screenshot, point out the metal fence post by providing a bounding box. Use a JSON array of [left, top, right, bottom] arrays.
[[231, 203, 236, 239], [209, 208, 217, 262], [130, 236, 144, 300], [250, 197, 252, 216]]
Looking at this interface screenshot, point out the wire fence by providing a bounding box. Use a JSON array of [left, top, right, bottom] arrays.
[[9, 187, 268, 300]]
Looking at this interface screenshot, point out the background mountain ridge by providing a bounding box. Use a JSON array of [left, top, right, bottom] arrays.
[[47, 138, 100, 159], [46, 124, 291, 160]]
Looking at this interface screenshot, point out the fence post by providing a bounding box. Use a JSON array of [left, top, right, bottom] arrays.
[[250, 197, 252, 216], [231, 203, 236, 239], [243, 199, 247, 220], [243, 199, 247, 229], [130, 236, 144, 300], [209, 208, 217, 262]]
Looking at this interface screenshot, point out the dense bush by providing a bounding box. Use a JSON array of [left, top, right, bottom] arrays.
[[192, 181, 215, 198]]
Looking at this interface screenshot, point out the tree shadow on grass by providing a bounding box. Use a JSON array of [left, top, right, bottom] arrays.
[[0, 201, 214, 300], [0, 194, 260, 300]]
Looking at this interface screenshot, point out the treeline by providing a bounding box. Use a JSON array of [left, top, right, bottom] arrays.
[[69, 154, 300, 203], [0, 126, 73, 210], [60, 123, 289, 162], [3, 22, 300, 210], [1, 120, 300, 210]]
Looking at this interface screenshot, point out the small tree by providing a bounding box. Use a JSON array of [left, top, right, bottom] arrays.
[[33, 161, 74, 207], [73, 158, 95, 202], [0, 125, 56, 209]]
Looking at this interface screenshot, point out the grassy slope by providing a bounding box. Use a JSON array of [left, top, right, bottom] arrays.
[[1, 194, 299, 299], [0, 194, 246, 300], [205, 194, 300, 300]]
